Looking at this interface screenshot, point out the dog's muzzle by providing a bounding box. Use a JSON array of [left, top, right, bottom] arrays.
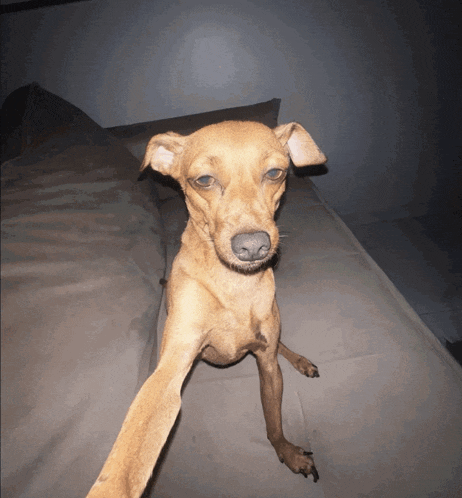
[[231, 231, 271, 262]]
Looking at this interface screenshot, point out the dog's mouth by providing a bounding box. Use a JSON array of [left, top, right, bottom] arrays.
[[216, 251, 278, 274]]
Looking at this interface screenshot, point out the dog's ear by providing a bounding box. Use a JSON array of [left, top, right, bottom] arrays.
[[274, 122, 327, 166], [140, 132, 186, 176]]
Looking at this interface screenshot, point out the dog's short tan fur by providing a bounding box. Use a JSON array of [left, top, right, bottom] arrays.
[[87, 121, 326, 498]]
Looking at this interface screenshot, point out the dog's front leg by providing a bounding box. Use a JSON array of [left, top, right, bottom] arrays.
[[255, 348, 319, 482], [86, 316, 203, 498]]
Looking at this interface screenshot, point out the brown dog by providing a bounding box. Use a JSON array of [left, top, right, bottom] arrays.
[[86, 121, 326, 498]]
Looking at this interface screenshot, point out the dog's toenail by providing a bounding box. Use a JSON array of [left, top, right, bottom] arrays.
[[312, 466, 320, 482]]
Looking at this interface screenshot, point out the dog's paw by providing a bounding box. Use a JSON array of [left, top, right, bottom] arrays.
[[276, 443, 319, 482], [295, 357, 320, 378]]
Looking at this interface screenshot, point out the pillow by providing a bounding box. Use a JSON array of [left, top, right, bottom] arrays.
[[107, 98, 281, 162], [1, 83, 165, 498]]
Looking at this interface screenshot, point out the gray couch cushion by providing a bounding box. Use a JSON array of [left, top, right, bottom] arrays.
[[1, 84, 165, 498]]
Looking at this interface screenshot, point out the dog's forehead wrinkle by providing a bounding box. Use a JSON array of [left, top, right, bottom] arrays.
[[188, 154, 221, 175], [190, 125, 283, 156]]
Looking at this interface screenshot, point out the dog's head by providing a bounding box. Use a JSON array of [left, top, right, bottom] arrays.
[[141, 121, 326, 273]]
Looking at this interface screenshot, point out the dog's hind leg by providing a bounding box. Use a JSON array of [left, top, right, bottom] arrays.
[[278, 342, 319, 378]]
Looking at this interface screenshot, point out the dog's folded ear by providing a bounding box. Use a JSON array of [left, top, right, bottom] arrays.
[[140, 132, 186, 176], [274, 122, 327, 167]]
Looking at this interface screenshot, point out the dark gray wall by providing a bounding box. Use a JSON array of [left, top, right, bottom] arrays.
[[1, 0, 460, 218]]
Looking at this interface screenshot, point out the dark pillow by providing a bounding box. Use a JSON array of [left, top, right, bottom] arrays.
[[107, 98, 281, 162], [1, 82, 116, 162], [108, 97, 280, 137]]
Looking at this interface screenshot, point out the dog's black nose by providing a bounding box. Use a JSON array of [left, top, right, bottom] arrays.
[[231, 231, 271, 262]]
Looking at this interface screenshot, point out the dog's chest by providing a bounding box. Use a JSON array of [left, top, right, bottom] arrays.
[[200, 306, 275, 366]]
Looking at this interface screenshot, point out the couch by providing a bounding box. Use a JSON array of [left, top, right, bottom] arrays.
[[2, 83, 461, 498]]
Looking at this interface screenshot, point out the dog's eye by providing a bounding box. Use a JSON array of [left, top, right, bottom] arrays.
[[266, 169, 286, 181], [195, 175, 215, 188]]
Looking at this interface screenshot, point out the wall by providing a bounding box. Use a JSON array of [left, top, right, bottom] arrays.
[[1, 0, 460, 218]]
